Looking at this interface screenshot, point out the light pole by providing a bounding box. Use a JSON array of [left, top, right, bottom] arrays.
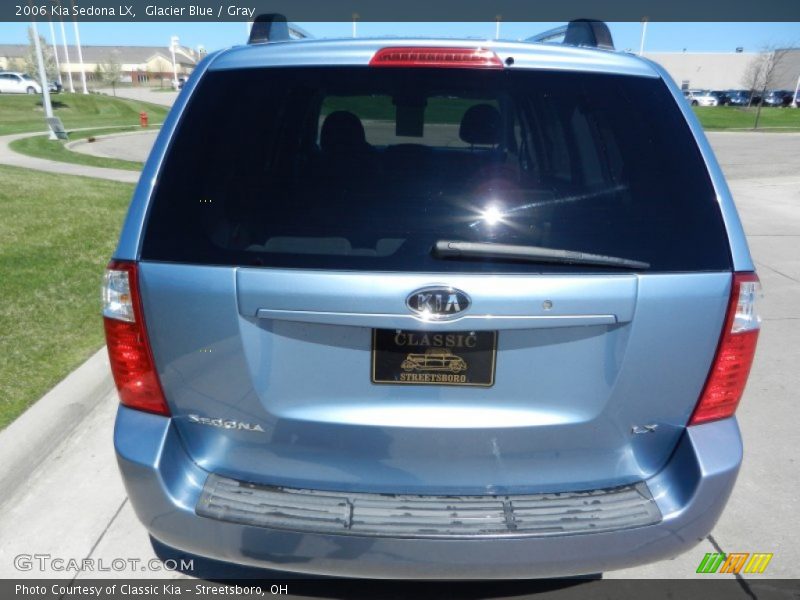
[[48, 20, 63, 87], [31, 21, 57, 139], [169, 35, 180, 89], [794, 74, 800, 109], [639, 18, 648, 56], [71, 11, 88, 94], [58, 17, 74, 92]]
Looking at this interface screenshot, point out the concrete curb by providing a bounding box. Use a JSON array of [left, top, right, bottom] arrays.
[[0, 348, 114, 510]]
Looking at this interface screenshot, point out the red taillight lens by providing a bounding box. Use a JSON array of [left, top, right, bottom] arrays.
[[689, 272, 761, 425], [102, 260, 169, 416], [369, 47, 503, 69]]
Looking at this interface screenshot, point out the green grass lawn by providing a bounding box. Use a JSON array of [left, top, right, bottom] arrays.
[[9, 126, 157, 171], [0, 164, 132, 430], [694, 106, 800, 131], [0, 92, 169, 136]]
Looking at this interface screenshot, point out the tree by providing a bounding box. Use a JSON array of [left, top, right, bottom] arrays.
[[22, 26, 57, 82], [99, 51, 123, 96], [740, 57, 766, 107], [741, 45, 797, 128]]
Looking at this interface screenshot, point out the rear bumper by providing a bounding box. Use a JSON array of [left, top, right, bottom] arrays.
[[115, 406, 742, 579]]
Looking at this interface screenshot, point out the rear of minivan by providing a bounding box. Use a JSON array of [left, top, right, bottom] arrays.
[[106, 40, 760, 578]]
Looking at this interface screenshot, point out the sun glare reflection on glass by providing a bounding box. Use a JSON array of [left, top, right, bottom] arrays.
[[481, 205, 503, 226]]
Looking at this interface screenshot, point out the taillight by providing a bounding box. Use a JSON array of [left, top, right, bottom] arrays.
[[369, 47, 503, 69], [102, 260, 169, 416], [689, 272, 761, 425]]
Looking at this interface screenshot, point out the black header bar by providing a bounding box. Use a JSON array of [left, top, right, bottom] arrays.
[[4, 0, 800, 22]]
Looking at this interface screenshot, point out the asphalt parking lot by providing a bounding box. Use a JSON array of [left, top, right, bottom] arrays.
[[0, 131, 797, 595]]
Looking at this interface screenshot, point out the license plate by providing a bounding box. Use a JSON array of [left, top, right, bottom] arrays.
[[371, 329, 497, 387]]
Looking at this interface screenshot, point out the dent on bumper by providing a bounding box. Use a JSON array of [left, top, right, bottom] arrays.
[[114, 406, 742, 579]]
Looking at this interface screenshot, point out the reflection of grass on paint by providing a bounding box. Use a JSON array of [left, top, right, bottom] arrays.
[[10, 126, 156, 171], [0, 92, 169, 135], [0, 164, 132, 430]]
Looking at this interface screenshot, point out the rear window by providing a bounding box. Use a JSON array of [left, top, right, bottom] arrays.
[[141, 66, 731, 272]]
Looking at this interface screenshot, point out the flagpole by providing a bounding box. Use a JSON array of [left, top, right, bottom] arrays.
[[639, 18, 648, 56], [58, 16, 74, 92], [47, 20, 63, 87], [70, 2, 89, 94], [31, 20, 57, 139]]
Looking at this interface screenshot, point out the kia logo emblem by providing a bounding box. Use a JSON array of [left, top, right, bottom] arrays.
[[407, 287, 471, 320]]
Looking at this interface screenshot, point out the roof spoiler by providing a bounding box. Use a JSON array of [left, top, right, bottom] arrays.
[[527, 19, 614, 51], [248, 13, 312, 44]]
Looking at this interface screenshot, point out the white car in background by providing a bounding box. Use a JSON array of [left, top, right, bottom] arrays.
[[0, 72, 42, 94], [683, 89, 718, 107]]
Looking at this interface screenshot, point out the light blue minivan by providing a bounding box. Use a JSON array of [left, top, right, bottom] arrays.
[[104, 18, 760, 578]]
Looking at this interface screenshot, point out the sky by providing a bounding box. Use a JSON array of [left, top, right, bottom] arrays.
[[0, 21, 797, 53]]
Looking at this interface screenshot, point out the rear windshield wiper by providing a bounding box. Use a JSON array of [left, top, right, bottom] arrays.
[[433, 240, 650, 270]]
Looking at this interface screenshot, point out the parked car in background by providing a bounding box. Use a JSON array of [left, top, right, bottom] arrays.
[[683, 89, 718, 106], [0, 72, 41, 94], [710, 90, 730, 105], [727, 90, 751, 106], [762, 90, 794, 107], [107, 18, 760, 579]]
